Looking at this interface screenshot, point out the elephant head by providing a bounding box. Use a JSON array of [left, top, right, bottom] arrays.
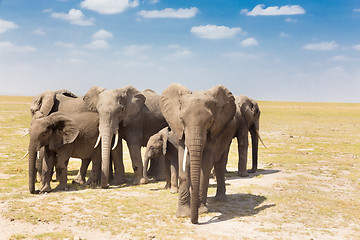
[[83, 86, 146, 188], [160, 83, 236, 224], [143, 127, 169, 181], [237, 96, 265, 173], [30, 89, 78, 122], [28, 113, 79, 194]]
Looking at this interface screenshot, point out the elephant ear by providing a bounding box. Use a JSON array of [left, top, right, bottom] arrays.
[[160, 83, 191, 140], [241, 96, 259, 129], [30, 91, 56, 120], [207, 85, 236, 139], [83, 86, 106, 111], [47, 113, 79, 150], [119, 86, 146, 127]]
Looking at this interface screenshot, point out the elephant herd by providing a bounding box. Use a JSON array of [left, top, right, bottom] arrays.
[[26, 83, 265, 224]]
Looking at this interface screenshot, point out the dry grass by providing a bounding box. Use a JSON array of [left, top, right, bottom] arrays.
[[0, 96, 359, 239]]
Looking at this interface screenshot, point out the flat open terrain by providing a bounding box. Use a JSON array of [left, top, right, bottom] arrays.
[[0, 96, 359, 239]]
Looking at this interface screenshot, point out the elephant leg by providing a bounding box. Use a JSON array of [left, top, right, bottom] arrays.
[[111, 140, 126, 185], [127, 144, 146, 185], [214, 151, 228, 202], [237, 132, 249, 177], [53, 146, 72, 191], [40, 149, 55, 193], [155, 155, 166, 181], [170, 154, 179, 193], [88, 152, 101, 185], [36, 148, 44, 184], [199, 152, 213, 214], [164, 156, 171, 189], [176, 140, 191, 218], [73, 159, 91, 185]]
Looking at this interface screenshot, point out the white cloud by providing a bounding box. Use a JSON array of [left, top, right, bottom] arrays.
[[51, 9, 94, 26], [149, 0, 159, 4], [245, 4, 305, 16], [32, 28, 46, 35], [123, 44, 151, 57], [303, 41, 338, 51], [330, 55, 355, 61], [93, 29, 113, 39], [0, 19, 18, 34], [279, 32, 289, 38], [285, 18, 297, 22], [137, 7, 199, 19], [191, 25, 242, 40], [354, 9, 360, 12], [81, 0, 139, 14], [241, 37, 258, 47], [55, 41, 75, 48], [85, 40, 110, 49], [0, 41, 36, 53], [353, 44, 360, 51]]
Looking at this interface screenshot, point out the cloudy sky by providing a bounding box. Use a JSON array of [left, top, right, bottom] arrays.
[[0, 0, 359, 102]]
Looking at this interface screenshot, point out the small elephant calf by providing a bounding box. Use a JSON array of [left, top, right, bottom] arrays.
[[143, 127, 179, 193]]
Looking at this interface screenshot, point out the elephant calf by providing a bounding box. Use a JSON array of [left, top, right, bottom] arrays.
[[143, 127, 179, 193], [28, 112, 101, 193]]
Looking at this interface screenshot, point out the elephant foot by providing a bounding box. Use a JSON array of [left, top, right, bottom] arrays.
[[111, 176, 127, 185], [237, 171, 249, 177], [176, 204, 191, 218], [248, 168, 257, 174], [134, 176, 146, 185], [164, 182, 171, 189], [72, 178, 85, 185], [199, 204, 209, 214], [214, 194, 228, 202], [40, 184, 52, 193], [170, 187, 178, 194]]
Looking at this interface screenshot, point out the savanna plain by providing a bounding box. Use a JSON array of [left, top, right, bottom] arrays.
[[0, 96, 359, 240]]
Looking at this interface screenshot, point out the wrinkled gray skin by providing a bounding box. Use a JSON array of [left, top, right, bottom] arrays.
[[143, 127, 179, 193], [160, 83, 236, 224], [30, 87, 122, 186], [83, 86, 168, 188], [234, 96, 263, 176], [28, 112, 101, 194]]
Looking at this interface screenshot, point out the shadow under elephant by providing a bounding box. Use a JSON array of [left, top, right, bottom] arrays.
[[200, 193, 276, 225], [224, 168, 281, 179]]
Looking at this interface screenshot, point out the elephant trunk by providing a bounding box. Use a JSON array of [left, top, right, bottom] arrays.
[[186, 127, 205, 224], [249, 129, 259, 173], [100, 131, 111, 188], [143, 153, 150, 181], [28, 144, 37, 194]]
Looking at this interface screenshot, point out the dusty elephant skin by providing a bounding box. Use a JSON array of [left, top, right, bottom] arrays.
[[160, 83, 236, 224], [83, 87, 168, 188], [28, 112, 101, 194], [143, 127, 179, 193]]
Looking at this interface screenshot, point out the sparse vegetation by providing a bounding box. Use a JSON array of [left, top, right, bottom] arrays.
[[1, 96, 359, 239]]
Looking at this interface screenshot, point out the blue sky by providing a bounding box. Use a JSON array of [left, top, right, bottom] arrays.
[[0, 0, 359, 102]]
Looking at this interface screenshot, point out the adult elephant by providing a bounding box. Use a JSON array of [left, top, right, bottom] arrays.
[[160, 83, 236, 224], [28, 112, 101, 193], [83, 86, 168, 188], [234, 96, 266, 177]]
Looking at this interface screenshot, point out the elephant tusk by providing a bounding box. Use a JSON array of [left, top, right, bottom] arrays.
[[21, 131, 29, 137], [256, 129, 267, 148], [20, 151, 29, 160], [94, 134, 101, 149], [112, 131, 119, 151], [183, 146, 188, 172]]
